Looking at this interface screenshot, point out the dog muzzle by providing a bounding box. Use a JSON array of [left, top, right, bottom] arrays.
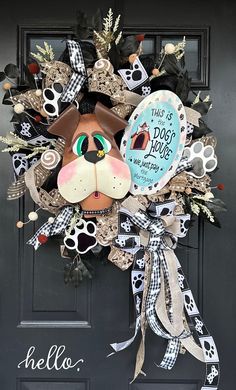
[[57, 154, 131, 203]]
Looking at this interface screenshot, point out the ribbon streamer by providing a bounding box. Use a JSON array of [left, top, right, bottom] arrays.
[[61, 40, 87, 103], [27, 206, 73, 249], [109, 197, 220, 389]]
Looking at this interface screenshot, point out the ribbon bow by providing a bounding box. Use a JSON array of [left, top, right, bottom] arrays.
[[61, 40, 87, 103], [110, 197, 220, 389]]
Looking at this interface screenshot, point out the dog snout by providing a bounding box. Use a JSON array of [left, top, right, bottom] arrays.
[[84, 150, 105, 164]]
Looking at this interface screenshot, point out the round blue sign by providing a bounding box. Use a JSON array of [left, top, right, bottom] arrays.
[[121, 90, 187, 194]]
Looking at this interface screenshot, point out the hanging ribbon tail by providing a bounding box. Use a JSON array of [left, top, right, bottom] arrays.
[[113, 196, 220, 388], [27, 206, 73, 250], [177, 260, 220, 390], [61, 40, 87, 103], [130, 326, 147, 383], [108, 248, 146, 357], [108, 316, 141, 357], [156, 339, 181, 370]]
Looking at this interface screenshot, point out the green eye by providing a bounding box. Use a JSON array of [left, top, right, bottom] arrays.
[[72, 135, 88, 156], [93, 134, 111, 154]]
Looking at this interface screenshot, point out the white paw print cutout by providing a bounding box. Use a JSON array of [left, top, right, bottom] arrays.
[[43, 82, 64, 117], [121, 218, 133, 233], [183, 290, 199, 315], [115, 237, 126, 247], [132, 270, 145, 294], [177, 272, 185, 289], [135, 295, 141, 314], [141, 85, 151, 97], [20, 122, 32, 138], [64, 219, 97, 254], [12, 153, 29, 176], [175, 214, 191, 238], [194, 317, 204, 334], [183, 141, 217, 178], [207, 365, 219, 385], [200, 336, 219, 363], [136, 256, 145, 269]]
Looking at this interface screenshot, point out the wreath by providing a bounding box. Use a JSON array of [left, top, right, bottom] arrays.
[[0, 8, 226, 388]]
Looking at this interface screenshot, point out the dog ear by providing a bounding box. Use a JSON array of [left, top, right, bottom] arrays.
[[47, 104, 80, 145], [95, 102, 128, 136]]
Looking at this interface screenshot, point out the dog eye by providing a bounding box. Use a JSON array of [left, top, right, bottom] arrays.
[[73, 135, 89, 156], [93, 134, 111, 153]]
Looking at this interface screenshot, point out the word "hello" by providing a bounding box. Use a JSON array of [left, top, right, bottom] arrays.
[[17, 345, 84, 372]]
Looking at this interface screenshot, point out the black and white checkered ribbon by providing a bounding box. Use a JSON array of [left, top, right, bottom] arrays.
[[131, 206, 191, 370], [173, 155, 192, 177], [60, 40, 87, 103], [27, 206, 73, 250], [110, 202, 190, 368]]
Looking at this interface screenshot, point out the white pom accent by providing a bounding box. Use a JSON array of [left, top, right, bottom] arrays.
[[14, 103, 24, 114], [28, 211, 38, 221], [164, 43, 175, 55], [35, 89, 42, 96], [48, 217, 55, 224]]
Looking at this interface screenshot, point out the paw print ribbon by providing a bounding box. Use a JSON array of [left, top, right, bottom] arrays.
[[110, 197, 220, 389], [60, 40, 87, 103]]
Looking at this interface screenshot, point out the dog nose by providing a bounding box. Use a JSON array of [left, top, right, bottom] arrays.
[[84, 150, 105, 164]]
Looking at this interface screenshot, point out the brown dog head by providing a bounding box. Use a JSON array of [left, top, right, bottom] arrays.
[[48, 101, 131, 214]]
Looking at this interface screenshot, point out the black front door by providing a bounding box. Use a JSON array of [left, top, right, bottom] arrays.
[[0, 1, 235, 389]]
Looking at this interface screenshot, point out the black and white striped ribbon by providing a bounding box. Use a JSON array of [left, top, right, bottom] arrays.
[[27, 206, 73, 250], [60, 40, 87, 103]]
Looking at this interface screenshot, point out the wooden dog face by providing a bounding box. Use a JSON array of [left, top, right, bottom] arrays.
[[48, 103, 131, 213]]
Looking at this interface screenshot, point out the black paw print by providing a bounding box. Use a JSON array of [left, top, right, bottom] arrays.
[[160, 207, 172, 216], [185, 294, 194, 311], [178, 103, 183, 111], [64, 220, 97, 254], [180, 218, 190, 234], [204, 341, 215, 358], [126, 65, 142, 81], [133, 274, 144, 289]]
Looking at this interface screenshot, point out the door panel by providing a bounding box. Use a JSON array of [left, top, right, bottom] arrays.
[[18, 380, 89, 390], [130, 382, 199, 390]]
